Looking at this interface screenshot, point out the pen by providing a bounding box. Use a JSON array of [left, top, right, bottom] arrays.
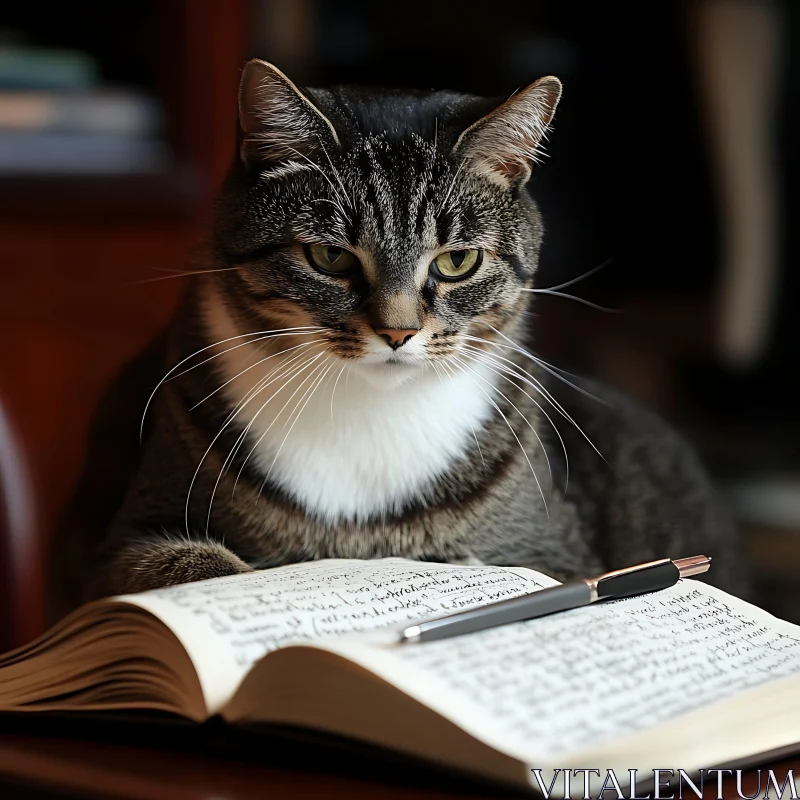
[[400, 555, 712, 644]]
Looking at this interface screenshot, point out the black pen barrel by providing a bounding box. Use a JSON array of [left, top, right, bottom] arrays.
[[415, 581, 593, 642], [595, 561, 680, 600]]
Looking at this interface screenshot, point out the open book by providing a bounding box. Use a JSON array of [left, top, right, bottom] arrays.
[[2, 558, 800, 791]]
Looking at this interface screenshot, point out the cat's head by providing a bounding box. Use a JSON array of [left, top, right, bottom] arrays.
[[212, 60, 561, 388]]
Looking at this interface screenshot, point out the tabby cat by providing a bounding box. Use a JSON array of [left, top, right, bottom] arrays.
[[51, 60, 744, 614]]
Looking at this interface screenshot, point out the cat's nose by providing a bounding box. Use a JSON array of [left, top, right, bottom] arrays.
[[372, 327, 419, 350]]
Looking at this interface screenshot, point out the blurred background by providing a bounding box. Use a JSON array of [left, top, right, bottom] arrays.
[[1, 0, 798, 649]]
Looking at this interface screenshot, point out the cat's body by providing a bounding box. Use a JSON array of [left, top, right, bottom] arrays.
[[51, 62, 744, 614]]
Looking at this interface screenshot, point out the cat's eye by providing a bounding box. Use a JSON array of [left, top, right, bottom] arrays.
[[305, 243, 358, 275], [431, 249, 483, 281]]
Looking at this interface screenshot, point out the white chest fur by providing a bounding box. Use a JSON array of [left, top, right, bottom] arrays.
[[203, 299, 497, 522]]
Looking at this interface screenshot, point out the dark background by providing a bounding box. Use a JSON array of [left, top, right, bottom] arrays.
[[1, 0, 797, 648]]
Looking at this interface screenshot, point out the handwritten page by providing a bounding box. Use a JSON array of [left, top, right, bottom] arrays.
[[123, 558, 555, 711], [369, 581, 800, 760]]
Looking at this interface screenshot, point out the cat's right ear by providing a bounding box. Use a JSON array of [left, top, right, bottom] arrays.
[[238, 59, 340, 168]]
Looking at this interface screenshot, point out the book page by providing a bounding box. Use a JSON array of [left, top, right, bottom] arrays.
[[121, 558, 557, 713], [322, 580, 800, 764]]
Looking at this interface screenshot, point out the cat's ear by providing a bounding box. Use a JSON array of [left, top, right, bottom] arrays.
[[454, 76, 562, 186], [238, 59, 340, 168]]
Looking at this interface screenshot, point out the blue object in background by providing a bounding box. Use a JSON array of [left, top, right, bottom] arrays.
[[0, 45, 99, 90]]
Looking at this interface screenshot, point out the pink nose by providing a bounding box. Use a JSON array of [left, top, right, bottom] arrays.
[[372, 327, 419, 349]]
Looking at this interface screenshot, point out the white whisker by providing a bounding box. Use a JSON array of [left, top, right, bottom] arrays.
[[259, 361, 335, 500], [168, 329, 324, 385], [140, 326, 323, 441], [329, 361, 348, 425], [451, 355, 549, 518], [234, 354, 328, 498], [479, 326, 607, 406], [452, 354, 552, 496], [435, 160, 466, 218], [226, 350, 326, 494], [317, 137, 354, 213], [200, 347, 326, 534], [463, 335, 606, 464], [187, 347, 325, 536], [536, 256, 615, 293], [459, 349, 568, 495], [438, 359, 486, 470], [464, 340, 593, 442], [284, 144, 352, 223], [345, 361, 352, 398], [189, 339, 323, 411], [520, 287, 619, 313], [129, 265, 245, 285]]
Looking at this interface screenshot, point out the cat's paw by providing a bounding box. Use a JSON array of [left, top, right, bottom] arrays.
[[109, 537, 252, 594]]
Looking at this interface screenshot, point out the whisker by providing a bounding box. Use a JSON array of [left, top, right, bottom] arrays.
[[435, 160, 466, 218], [168, 328, 325, 385], [234, 354, 328, 496], [536, 256, 615, 293], [223, 346, 321, 500], [225, 347, 322, 455], [310, 198, 348, 214], [129, 266, 245, 285], [284, 144, 352, 223], [459, 349, 568, 496], [329, 361, 348, 425], [463, 339, 586, 408], [252, 359, 331, 503], [463, 340, 592, 437], [137, 265, 205, 274], [276, 358, 330, 438], [469, 328, 606, 406], [462, 336, 606, 464], [429, 360, 448, 391], [140, 326, 323, 440], [345, 361, 352, 398], [451, 355, 549, 517], [317, 137, 355, 213], [259, 361, 335, 500], [453, 354, 553, 496], [520, 288, 619, 313], [205, 348, 328, 534], [187, 348, 325, 535], [438, 358, 486, 470], [501, 347, 595, 385], [226, 349, 327, 499], [189, 339, 323, 411], [199, 347, 326, 533], [495, 329, 605, 406], [274, 357, 335, 441]]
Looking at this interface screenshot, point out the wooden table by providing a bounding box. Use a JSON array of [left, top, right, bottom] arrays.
[[0, 720, 797, 799]]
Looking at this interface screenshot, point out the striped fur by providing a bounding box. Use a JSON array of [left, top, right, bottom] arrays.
[[51, 62, 745, 613]]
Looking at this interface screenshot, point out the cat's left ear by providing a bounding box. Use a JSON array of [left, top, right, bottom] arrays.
[[454, 76, 562, 187], [238, 58, 340, 168]]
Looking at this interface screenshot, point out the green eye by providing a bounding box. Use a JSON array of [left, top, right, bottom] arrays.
[[305, 243, 358, 275], [431, 249, 482, 280]]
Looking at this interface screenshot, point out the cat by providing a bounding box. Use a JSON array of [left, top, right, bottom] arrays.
[[50, 59, 746, 615]]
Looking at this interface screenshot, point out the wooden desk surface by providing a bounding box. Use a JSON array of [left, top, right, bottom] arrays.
[[0, 723, 797, 800]]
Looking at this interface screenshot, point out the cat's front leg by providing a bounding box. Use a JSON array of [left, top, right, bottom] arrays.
[[91, 536, 253, 598]]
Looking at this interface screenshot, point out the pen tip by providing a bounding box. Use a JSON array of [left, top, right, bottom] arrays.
[[675, 554, 712, 578]]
